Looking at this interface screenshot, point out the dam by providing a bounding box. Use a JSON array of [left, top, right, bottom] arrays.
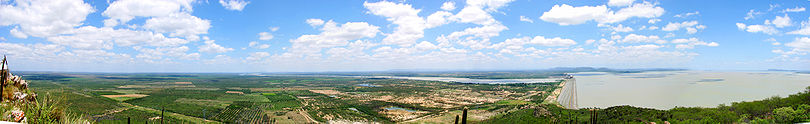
[[556, 74, 578, 109]]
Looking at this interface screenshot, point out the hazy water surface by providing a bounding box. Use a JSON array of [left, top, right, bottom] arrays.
[[575, 71, 810, 109]]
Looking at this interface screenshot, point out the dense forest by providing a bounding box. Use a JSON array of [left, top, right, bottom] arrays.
[[482, 86, 810, 123]]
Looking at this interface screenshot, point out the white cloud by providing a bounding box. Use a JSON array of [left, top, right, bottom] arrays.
[[0, 0, 94, 37], [203, 55, 236, 64], [415, 41, 439, 50], [540, 2, 664, 25], [249, 41, 270, 49], [465, 0, 515, 12], [454, 5, 498, 25], [46, 26, 190, 49], [670, 38, 719, 49], [143, 13, 210, 39], [601, 24, 634, 32], [246, 52, 270, 61], [0, 37, 4, 41], [782, 7, 805, 13], [441, 1, 455, 11], [744, 9, 762, 20], [134, 46, 199, 62], [285, 20, 380, 57], [648, 19, 661, 24], [540, 4, 608, 25], [492, 36, 577, 50], [364, 1, 427, 47], [218, 0, 249, 11], [662, 21, 698, 31], [786, 37, 810, 50], [531, 36, 577, 46], [198, 37, 233, 53], [102, 0, 194, 27], [621, 34, 665, 44], [674, 11, 699, 18], [519, 16, 534, 23], [258, 32, 273, 40], [738, 23, 778, 35], [771, 14, 792, 28], [426, 11, 453, 28], [9, 27, 26, 39], [608, 0, 635, 7], [306, 18, 325, 27]]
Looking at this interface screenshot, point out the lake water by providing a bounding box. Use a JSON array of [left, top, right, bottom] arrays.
[[575, 71, 810, 109], [369, 76, 560, 84]]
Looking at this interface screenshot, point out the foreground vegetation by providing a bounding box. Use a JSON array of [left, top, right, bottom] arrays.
[[483, 86, 810, 123]]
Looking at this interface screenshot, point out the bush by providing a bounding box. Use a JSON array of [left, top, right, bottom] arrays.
[[773, 107, 796, 123]]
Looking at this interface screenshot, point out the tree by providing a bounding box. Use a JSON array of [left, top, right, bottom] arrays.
[[773, 107, 796, 123]]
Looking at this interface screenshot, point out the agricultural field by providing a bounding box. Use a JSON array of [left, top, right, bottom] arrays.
[[19, 72, 564, 123]]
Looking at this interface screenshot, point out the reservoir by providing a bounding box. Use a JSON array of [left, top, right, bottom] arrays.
[[369, 76, 560, 84], [575, 71, 810, 109]]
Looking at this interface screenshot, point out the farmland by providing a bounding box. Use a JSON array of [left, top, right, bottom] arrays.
[[20, 72, 564, 123]]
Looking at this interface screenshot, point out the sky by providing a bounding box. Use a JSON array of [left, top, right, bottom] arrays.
[[0, 0, 809, 72]]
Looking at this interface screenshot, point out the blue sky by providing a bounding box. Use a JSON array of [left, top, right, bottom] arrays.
[[0, 0, 809, 72]]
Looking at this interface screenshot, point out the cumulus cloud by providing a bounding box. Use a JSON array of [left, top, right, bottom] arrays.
[[770, 14, 792, 28], [441, 1, 455, 11], [608, 0, 635, 7], [519, 16, 534, 23], [492, 36, 577, 50], [143, 13, 210, 40], [648, 19, 661, 24], [465, 0, 515, 12], [599, 24, 634, 32], [540, 2, 664, 25], [258, 32, 273, 40], [219, 0, 249, 11], [662, 21, 698, 31], [0, 0, 94, 37], [134, 46, 199, 62], [249, 41, 270, 49], [620, 34, 665, 44], [306, 18, 325, 27], [786, 37, 810, 51], [737, 23, 778, 35], [47, 26, 189, 49], [285, 20, 380, 57], [246, 52, 270, 61], [415, 41, 439, 50], [9, 27, 26, 39], [674, 11, 699, 18], [364, 1, 427, 47], [102, 0, 194, 27], [670, 38, 718, 49], [198, 37, 233, 53]]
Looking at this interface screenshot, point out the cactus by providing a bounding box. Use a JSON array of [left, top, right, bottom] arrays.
[[461, 107, 467, 124], [454, 115, 459, 124]]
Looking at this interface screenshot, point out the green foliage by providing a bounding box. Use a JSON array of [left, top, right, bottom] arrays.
[[263, 92, 302, 110], [23, 93, 90, 124], [773, 107, 797, 123], [125, 89, 225, 118]]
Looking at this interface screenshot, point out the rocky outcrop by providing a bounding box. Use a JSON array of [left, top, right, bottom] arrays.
[[0, 56, 37, 123]]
